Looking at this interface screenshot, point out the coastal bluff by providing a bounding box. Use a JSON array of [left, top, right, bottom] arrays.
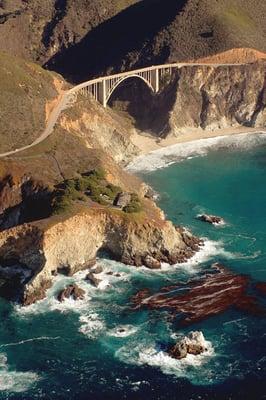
[[0, 207, 201, 305]]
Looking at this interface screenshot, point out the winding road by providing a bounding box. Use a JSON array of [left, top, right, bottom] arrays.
[[0, 91, 72, 158], [0, 62, 246, 159]]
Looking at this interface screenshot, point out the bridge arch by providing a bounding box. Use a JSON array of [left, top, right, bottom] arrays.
[[106, 74, 155, 106]]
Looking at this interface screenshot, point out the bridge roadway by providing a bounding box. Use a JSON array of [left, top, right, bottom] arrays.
[[0, 62, 244, 158]]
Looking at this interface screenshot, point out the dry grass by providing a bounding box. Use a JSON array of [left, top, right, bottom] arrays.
[[0, 52, 58, 153]]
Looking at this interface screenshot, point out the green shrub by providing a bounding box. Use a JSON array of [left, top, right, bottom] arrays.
[[123, 193, 142, 213], [52, 193, 72, 215], [102, 184, 121, 200], [84, 167, 106, 180], [51, 168, 123, 214]]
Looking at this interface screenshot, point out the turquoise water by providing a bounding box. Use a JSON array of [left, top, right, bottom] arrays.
[[1, 137, 266, 399]]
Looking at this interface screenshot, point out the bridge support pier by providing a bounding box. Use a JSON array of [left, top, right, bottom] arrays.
[[99, 80, 107, 108], [151, 69, 160, 93]]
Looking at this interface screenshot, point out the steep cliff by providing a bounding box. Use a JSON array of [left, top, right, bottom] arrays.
[[168, 62, 266, 134], [0, 0, 139, 65], [111, 61, 266, 136], [0, 205, 201, 304]]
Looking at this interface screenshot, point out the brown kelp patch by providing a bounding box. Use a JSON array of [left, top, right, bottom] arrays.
[[132, 263, 266, 325]]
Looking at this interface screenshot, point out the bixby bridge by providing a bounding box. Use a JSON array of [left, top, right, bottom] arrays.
[[68, 61, 243, 107], [0, 61, 245, 158], [68, 63, 200, 107], [68, 64, 172, 108]]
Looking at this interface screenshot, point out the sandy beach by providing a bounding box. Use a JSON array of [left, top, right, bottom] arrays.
[[131, 126, 266, 155]]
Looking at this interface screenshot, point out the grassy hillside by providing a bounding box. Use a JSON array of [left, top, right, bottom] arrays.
[[0, 51, 61, 153]]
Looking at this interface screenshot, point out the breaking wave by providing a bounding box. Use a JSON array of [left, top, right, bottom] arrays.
[[127, 132, 266, 172], [0, 353, 40, 393]]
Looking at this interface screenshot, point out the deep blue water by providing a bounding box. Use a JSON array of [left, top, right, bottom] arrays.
[[1, 138, 266, 399]]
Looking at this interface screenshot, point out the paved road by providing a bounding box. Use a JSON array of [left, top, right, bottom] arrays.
[[0, 61, 247, 159]]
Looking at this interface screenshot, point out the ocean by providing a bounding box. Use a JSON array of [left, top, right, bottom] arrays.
[[1, 132, 266, 400]]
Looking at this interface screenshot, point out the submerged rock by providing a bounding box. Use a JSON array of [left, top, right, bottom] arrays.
[[169, 331, 208, 359], [197, 214, 225, 225], [132, 263, 266, 324], [57, 284, 85, 302], [255, 282, 266, 296]]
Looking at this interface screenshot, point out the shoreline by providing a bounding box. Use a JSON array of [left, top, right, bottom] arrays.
[[128, 127, 266, 172], [130, 126, 266, 155]]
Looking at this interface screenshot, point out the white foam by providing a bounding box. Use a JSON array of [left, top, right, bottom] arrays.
[[0, 353, 40, 393], [0, 336, 60, 349], [181, 238, 234, 266], [127, 132, 266, 172], [152, 238, 234, 274], [115, 338, 214, 380], [107, 325, 138, 338], [79, 313, 105, 339]]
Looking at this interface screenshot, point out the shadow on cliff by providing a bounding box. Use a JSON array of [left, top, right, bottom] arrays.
[[109, 72, 179, 136], [45, 0, 188, 83]]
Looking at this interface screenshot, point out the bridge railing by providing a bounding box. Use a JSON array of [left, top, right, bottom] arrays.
[[68, 61, 245, 106]]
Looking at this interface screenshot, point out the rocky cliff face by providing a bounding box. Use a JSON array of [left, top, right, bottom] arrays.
[[111, 61, 266, 136], [0, 207, 201, 304], [167, 62, 266, 134], [59, 96, 139, 165]]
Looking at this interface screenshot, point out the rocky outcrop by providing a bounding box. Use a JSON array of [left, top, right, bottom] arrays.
[[197, 214, 225, 225], [85, 272, 101, 287], [57, 284, 85, 302], [58, 97, 139, 166], [169, 331, 208, 359], [0, 207, 201, 304]]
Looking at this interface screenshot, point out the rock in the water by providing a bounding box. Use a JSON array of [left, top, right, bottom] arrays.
[[85, 272, 101, 287], [169, 340, 188, 359], [57, 284, 85, 302], [198, 214, 224, 225], [143, 255, 161, 269], [91, 265, 103, 275], [169, 331, 207, 359], [114, 192, 131, 208]]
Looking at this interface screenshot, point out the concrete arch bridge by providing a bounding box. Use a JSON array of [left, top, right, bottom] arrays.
[[68, 63, 187, 107], [68, 62, 241, 107]]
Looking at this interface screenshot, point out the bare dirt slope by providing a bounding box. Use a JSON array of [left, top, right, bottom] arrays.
[[194, 48, 266, 64]]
